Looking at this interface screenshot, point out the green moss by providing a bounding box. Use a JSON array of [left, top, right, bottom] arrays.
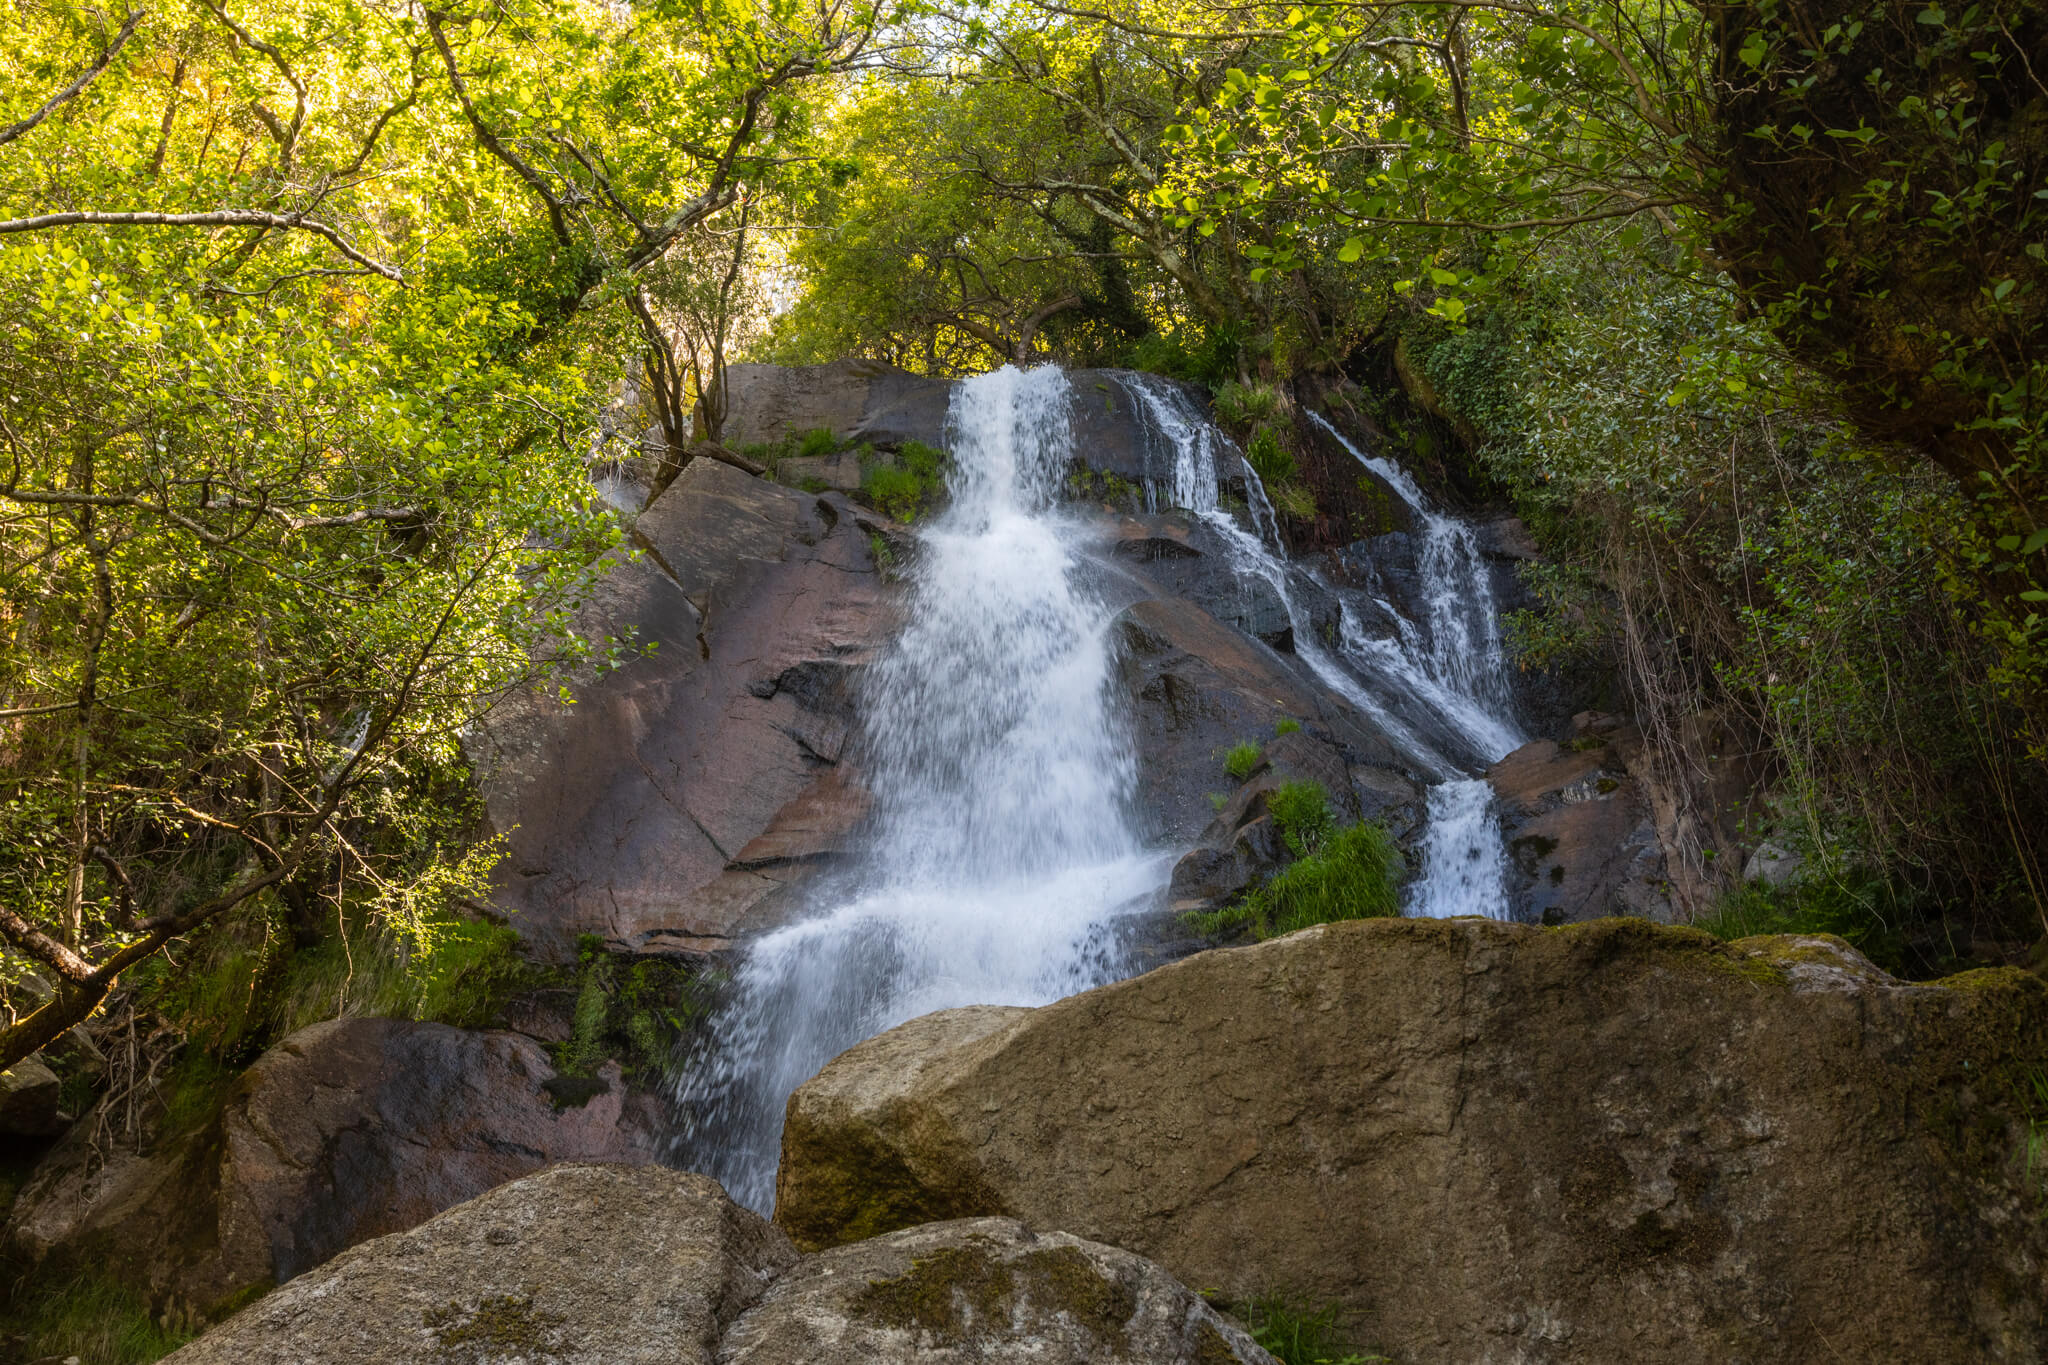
[[425, 1292, 567, 1359], [849, 1242, 1134, 1353], [1223, 742, 1263, 781]]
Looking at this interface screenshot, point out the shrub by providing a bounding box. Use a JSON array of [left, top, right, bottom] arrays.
[[862, 463, 927, 520], [1212, 380, 1281, 430], [1244, 425, 1298, 486], [1223, 741, 1264, 780], [796, 427, 838, 458], [897, 439, 946, 480]]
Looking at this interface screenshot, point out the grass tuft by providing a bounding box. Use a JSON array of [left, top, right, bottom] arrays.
[[1274, 717, 1302, 736], [1, 1270, 193, 1365], [1188, 783, 1402, 941], [1236, 1292, 1390, 1365], [1223, 741, 1263, 781]]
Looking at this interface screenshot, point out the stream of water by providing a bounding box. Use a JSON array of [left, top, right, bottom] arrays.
[[677, 366, 1522, 1209], [673, 366, 1166, 1212]]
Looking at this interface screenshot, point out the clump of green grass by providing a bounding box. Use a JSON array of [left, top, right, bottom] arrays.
[[1223, 741, 1264, 781], [1274, 717, 1302, 736], [1237, 1293, 1389, 1365], [2, 1269, 193, 1365], [1188, 783, 1402, 940], [1245, 426, 1298, 486], [796, 426, 839, 458], [1693, 873, 1909, 975], [1211, 381, 1281, 429], [860, 441, 950, 521]]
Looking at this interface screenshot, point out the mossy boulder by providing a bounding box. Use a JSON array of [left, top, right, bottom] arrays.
[[777, 915, 2048, 1364], [721, 1217, 1274, 1364]]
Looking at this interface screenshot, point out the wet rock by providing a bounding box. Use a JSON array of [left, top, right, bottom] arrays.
[[1112, 596, 1406, 845], [721, 1216, 1275, 1365], [160, 1164, 796, 1365], [778, 917, 2048, 1365], [473, 458, 894, 960], [1488, 737, 1670, 923], [0, 1057, 62, 1137], [4, 1019, 659, 1323]]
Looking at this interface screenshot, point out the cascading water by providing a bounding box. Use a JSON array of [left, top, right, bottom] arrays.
[[673, 366, 1167, 1212], [1116, 375, 1519, 921]]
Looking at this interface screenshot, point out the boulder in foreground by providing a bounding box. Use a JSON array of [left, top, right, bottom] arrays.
[[162, 1165, 1276, 1365], [777, 916, 2048, 1364]]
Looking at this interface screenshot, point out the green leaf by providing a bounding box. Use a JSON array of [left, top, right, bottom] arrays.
[[1337, 237, 1364, 263], [2023, 530, 2048, 555]]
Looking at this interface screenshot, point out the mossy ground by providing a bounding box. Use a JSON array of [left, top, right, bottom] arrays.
[[850, 1239, 1135, 1353]]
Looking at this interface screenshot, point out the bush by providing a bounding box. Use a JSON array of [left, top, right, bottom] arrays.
[[796, 427, 838, 458], [860, 442, 950, 521], [1244, 424, 1298, 486], [1213, 380, 1281, 430], [1223, 741, 1264, 780]]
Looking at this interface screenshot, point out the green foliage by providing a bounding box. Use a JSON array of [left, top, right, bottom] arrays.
[[1503, 563, 1611, 672], [1238, 1293, 1387, 1365], [1268, 780, 1336, 858], [0, 1268, 192, 1365], [549, 935, 713, 1086], [1214, 382, 1282, 430], [797, 428, 840, 459], [860, 442, 950, 522], [1244, 427, 1299, 487], [1693, 876, 1912, 977], [1274, 718, 1302, 736], [1191, 784, 1402, 941], [1223, 742, 1264, 781]]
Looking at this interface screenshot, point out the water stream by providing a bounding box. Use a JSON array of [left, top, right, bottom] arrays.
[[673, 366, 1167, 1212], [677, 365, 1523, 1209]]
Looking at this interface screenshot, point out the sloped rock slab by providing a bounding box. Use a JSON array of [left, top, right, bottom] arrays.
[[778, 917, 2048, 1364], [161, 1164, 795, 1365], [5, 1019, 658, 1323], [720, 1217, 1275, 1365], [474, 458, 895, 959], [1488, 735, 1669, 923]]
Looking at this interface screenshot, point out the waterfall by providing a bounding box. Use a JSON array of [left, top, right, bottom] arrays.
[[672, 366, 1167, 1212], [1115, 375, 1521, 922]]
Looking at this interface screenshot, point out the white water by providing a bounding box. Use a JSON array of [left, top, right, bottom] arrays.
[[674, 366, 1166, 1212], [1116, 375, 1521, 922]]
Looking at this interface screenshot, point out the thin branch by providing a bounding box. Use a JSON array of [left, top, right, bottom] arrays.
[[0, 10, 147, 148], [0, 210, 402, 280]]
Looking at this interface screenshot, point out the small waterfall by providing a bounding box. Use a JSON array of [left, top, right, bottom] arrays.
[[674, 366, 1166, 1211], [1116, 376, 1521, 921]]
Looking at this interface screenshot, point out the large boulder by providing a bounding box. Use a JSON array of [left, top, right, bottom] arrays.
[[3, 1018, 658, 1323], [474, 458, 894, 959], [0, 1056, 63, 1138], [160, 1164, 795, 1365], [721, 1217, 1275, 1365], [777, 916, 2048, 1364], [162, 1166, 1274, 1365]]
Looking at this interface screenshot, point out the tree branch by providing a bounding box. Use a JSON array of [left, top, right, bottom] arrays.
[[0, 210, 401, 279], [0, 10, 147, 148]]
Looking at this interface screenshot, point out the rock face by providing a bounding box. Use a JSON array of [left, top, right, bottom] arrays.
[[1488, 729, 1669, 923], [722, 358, 953, 451], [4, 1018, 658, 1323], [474, 457, 893, 959], [1112, 594, 1408, 847], [721, 1217, 1275, 1365], [0, 1056, 63, 1137], [162, 1167, 1274, 1365], [160, 1164, 796, 1365], [777, 916, 2048, 1364]]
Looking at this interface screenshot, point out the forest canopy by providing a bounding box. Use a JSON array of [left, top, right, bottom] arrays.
[[1, 0, 2046, 1072]]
